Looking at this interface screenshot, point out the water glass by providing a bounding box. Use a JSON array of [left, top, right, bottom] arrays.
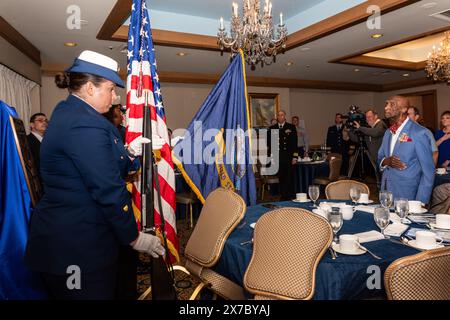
[[374, 207, 390, 238], [308, 185, 320, 208], [329, 209, 343, 243], [395, 198, 409, 224], [349, 187, 360, 205], [379, 191, 393, 209]]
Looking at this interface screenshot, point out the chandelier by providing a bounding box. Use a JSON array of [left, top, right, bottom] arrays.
[[217, 0, 288, 70], [425, 31, 450, 84]]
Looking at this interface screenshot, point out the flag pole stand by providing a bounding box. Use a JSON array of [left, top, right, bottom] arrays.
[[140, 91, 177, 300]]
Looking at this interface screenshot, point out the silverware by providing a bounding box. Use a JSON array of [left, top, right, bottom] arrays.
[[240, 239, 253, 246], [329, 246, 337, 260], [357, 243, 382, 259], [237, 221, 247, 229]]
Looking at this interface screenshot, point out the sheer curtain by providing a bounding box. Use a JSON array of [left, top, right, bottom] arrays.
[[0, 64, 38, 131]]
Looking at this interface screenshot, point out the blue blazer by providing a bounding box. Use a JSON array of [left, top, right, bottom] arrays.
[[25, 95, 139, 275], [378, 119, 435, 204]]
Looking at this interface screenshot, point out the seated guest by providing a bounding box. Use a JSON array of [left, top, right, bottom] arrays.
[[292, 115, 309, 157], [378, 96, 435, 204], [407, 106, 439, 166], [27, 113, 48, 172], [435, 110, 450, 168], [326, 113, 349, 174]]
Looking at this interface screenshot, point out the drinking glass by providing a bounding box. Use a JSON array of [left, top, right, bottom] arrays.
[[308, 185, 320, 208], [374, 207, 390, 238], [379, 191, 393, 210], [329, 209, 343, 243], [349, 187, 360, 206], [395, 198, 409, 224]]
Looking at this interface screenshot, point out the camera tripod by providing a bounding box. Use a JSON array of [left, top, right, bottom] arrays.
[[347, 134, 380, 185]]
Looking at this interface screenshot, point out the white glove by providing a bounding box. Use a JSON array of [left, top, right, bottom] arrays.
[[128, 135, 165, 157], [132, 232, 165, 258]]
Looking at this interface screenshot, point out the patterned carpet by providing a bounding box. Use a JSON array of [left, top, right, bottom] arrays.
[[137, 177, 379, 300]]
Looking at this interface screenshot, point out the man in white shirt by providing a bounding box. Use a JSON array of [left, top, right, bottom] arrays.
[[378, 96, 435, 204], [27, 113, 48, 171], [292, 115, 309, 157]]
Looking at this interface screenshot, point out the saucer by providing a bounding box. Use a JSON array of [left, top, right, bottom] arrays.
[[406, 240, 444, 250], [292, 199, 310, 203], [332, 243, 365, 255], [409, 208, 428, 214], [429, 222, 450, 231], [357, 200, 374, 204]]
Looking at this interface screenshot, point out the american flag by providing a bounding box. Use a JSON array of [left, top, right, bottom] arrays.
[[125, 0, 179, 263]]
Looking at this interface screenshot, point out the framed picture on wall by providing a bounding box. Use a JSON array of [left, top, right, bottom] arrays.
[[248, 93, 279, 128]]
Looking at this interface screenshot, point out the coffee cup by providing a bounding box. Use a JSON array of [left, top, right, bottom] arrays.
[[296, 193, 307, 201], [415, 230, 443, 249], [436, 214, 450, 229], [408, 200, 423, 213], [359, 193, 369, 203], [436, 168, 446, 175], [339, 234, 359, 253], [341, 205, 354, 220]]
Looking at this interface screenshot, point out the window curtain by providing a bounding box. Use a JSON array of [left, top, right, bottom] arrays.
[[0, 64, 38, 131]]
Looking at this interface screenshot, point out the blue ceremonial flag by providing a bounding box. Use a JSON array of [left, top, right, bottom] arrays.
[[0, 100, 46, 299], [173, 51, 257, 206]]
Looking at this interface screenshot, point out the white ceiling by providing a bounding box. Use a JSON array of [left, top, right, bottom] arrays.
[[1, 0, 449, 85]]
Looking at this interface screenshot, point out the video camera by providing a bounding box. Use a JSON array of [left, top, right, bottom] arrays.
[[343, 105, 368, 130]]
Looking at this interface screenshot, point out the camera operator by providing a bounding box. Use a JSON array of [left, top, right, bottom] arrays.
[[347, 109, 387, 174]]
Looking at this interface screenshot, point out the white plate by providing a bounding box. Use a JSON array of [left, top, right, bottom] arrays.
[[292, 199, 311, 203], [406, 240, 444, 250], [429, 222, 450, 231], [357, 200, 374, 204], [409, 208, 428, 214], [332, 243, 366, 255]]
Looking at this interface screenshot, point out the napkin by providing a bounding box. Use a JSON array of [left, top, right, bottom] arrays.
[[389, 212, 402, 224], [384, 223, 409, 237], [354, 230, 385, 243], [249, 223, 256, 229], [354, 205, 376, 213]]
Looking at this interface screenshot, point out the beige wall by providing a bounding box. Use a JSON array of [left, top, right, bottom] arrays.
[[375, 84, 450, 130], [290, 89, 376, 145]]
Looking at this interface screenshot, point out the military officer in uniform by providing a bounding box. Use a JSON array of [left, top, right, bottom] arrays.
[[268, 110, 298, 200], [326, 113, 349, 174], [25, 51, 165, 300]]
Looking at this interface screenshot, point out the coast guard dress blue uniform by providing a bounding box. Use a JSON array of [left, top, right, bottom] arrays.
[[25, 94, 139, 298]]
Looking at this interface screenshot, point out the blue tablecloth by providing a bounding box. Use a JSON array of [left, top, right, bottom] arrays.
[[434, 173, 450, 188], [214, 200, 421, 300], [295, 161, 329, 193]]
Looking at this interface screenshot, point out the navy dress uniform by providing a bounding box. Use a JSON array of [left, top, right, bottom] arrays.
[[24, 51, 144, 300], [268, 122, 298, 200], [326, 124, 349, 174]]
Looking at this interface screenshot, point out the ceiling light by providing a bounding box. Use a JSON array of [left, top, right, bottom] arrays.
[[176, 52, 187, 57], [285, 62, 294, 67], [354, 68, 360, 72], [300, 47, 311, 51], [420, 2, 437, 9], [426, 31, 450, 83], [64, 42, 77, 47], [402, 73, 410, 77], [371, 34, 383, 39], [306, 65, 311, 68]]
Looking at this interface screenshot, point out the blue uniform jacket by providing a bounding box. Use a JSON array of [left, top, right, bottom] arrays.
[[25, 95, 139, 275], [378, 119, 435, 204]]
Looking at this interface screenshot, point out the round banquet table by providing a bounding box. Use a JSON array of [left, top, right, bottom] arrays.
[[295, 160, 329, 193]]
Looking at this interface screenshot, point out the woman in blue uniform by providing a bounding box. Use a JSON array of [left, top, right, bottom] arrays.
[[25, 51, 165, 300]]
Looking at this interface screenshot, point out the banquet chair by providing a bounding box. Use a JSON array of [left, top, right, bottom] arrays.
[[313, 155, 342, 186], [139, 188, 246, 300], [260, 175, 279, 201], [243, 208, 332, 300], [176, 190, 200, 229], [384, 247, 450, 300], [325, 179, 369, 200]]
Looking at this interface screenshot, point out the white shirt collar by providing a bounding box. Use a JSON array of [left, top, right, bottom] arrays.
[[71, 94, 100, 113], [389, 117, 409, 155], [31, 131, 43, 142], [279, 121, 286, 127]]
